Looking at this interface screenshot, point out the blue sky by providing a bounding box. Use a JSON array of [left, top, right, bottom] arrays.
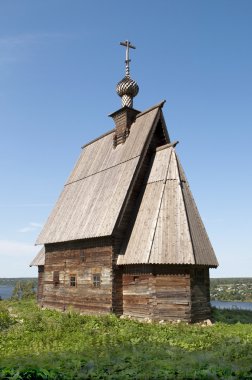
[[0, 0, 251, 277]]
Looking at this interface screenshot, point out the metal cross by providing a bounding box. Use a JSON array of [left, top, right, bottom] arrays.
[[120, 40, 136, 76]]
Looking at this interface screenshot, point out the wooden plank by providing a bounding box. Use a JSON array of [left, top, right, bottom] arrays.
[[117, 182, 163, 264], [67, 107, 159, 184], [41, 241, 115, 313], [150, 150, 194, 264], [37, 108, 160, 245]]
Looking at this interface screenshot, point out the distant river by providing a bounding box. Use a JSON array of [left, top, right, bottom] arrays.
[[0, 286, 14, 300], [211, 300, 252, 311]]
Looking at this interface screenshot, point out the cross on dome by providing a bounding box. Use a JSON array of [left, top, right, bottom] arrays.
[[120, 40, 136, 77], [116, 40, 139, 108]]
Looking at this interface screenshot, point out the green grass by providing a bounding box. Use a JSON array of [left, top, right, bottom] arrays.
[[0, 300, 252, 379]]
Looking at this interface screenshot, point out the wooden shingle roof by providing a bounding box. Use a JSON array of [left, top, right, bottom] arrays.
[[36, 104, 162, 244], [117, 145, 218, 267], [30, 247, 45, 266]]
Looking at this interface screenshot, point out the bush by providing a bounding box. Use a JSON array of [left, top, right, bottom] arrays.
[[0, 305, 15, 331], [212, 306, 252, 324]]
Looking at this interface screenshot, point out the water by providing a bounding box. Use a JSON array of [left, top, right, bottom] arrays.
[[211, 300, 252, 311], [0, 286, 14, 300]]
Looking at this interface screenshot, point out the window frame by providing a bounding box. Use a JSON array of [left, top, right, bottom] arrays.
[[93, 273, 101, 288], [70, 274, 77, 288]]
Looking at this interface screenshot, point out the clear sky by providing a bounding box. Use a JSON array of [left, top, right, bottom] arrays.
[[0, 0, 251, 278]]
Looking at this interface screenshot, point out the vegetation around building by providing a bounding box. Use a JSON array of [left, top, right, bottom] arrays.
[[210, 277, 252, 302], [0, 299, 252, 379]]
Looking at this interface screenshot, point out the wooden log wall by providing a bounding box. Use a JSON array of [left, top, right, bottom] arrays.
[[42, 238, 114, 314], [190, 267, 211, 322], [123, 274, 153, 319], [152, 274, 191, 321], [37, 265, 44, 304], [112, 254, 123, 315], [122, 265, 191, 321], [121, 265, 212, 322], [40, 236, 211, 322]]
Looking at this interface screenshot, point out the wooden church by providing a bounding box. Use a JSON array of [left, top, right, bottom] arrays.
[[31, 41, 218, 322]]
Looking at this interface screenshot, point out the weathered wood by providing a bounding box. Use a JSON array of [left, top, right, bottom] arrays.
[[190, 267, 211, 322], [37, 107, 161, 245], [32, 100, 217, 323], [41, 239, 114, 313], [37, 266, 44, 303], [39, 241, 212, 322], [121, 268, 192, 321]]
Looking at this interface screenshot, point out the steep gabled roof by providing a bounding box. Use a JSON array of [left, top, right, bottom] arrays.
[[36, 103, 163, 244], [117, 144, 218, 267]]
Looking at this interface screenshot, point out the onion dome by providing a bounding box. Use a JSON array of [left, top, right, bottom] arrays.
[[116, 76, 139, 108]]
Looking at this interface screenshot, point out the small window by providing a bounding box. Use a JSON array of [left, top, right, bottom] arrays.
[[80, 251, 85, 262], [53, 271, 59, 286], [70, 275, 77, 287], [93, 274, 101, 288]]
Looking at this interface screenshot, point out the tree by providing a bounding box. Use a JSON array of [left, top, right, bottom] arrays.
[[11, 280, 36, 300]]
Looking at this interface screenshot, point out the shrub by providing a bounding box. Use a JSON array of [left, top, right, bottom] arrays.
[[0, 304, 15, 331]]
